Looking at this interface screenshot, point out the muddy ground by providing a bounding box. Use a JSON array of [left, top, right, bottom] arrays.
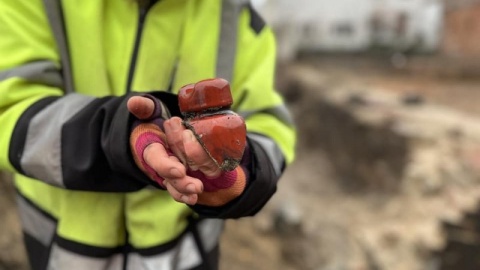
[[220, 53, 480, 270]]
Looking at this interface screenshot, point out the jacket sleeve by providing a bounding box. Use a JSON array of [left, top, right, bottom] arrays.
[[191, 4, 297, 218], [0, 1, 159, 192]]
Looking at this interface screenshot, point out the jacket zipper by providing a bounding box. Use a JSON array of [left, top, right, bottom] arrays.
[[125, 0, 158, 93], [123, 4, 159, 270]]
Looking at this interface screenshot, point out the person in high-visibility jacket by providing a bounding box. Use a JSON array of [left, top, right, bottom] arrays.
[[0, 0, 296, 269]]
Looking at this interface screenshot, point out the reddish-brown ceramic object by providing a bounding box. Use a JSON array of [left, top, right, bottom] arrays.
[[179, 78, 246, 171]]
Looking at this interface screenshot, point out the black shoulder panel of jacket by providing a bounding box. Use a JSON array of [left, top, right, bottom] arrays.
[[248, 3, 266, 35], [190, 136, 281, 218]]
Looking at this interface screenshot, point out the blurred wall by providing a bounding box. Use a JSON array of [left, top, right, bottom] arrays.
[[442, 0, 480, 59], [253, 0, 444, 61]]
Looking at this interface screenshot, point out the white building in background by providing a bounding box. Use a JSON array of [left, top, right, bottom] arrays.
[[252, 0, 444, 61]]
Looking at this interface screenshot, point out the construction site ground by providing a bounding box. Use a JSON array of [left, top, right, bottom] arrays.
[[220, 53, 480, 270]]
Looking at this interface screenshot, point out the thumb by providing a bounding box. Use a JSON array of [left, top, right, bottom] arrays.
[[127, 96, 156, 119]]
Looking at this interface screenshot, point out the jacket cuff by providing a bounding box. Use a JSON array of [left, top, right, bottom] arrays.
[[190, 166, 248, 207]]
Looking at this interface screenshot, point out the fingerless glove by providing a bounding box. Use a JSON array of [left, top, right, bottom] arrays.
[[130, 95, 171, 188], [189, 166, 248, 206], [129, 95, 249, 206]]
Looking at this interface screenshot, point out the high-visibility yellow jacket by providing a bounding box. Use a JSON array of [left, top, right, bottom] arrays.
[[0, 0, 296, 269]]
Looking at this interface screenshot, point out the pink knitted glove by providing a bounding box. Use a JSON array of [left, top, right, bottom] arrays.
[[188, 167, 248, 206], [130, 95, 171, 188]]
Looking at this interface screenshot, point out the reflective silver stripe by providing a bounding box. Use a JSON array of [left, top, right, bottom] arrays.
[[248, 133, 284, 175], [127, 219, 224, 270], [16, 195, 56, 247], [21, 94, 96, 187], [239, 104, 295, 126], [127, 251, 177, 270], [216, 0, 248, 82], [48, 244, 123, 270], [42, 0, 75, 94], [177, 219, 223, 269], [194, 218, 224, 254], [0, 61, 63, 87]]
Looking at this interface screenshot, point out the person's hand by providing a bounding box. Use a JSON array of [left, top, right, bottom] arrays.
[[128, 95, 248, 206], [128, 95, 203, 205], [164, 116, 222, 178], [164, 116, 248, 207]]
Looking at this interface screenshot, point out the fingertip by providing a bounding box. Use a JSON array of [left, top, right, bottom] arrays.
[[170, 167, 184, 178], [171, 116, 183, 122], [170, 117, 185, 132], [185, 183, 196, 193], [126, 96, 139, 113], [183, 129, 196, 143], [182, 194, 198, 205], [127, 96, 155, 119], [163, 118, 170, 128], [199, 181, 204, 192]]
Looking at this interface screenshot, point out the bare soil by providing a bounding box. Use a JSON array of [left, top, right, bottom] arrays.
[[220, 53, 480, 270]]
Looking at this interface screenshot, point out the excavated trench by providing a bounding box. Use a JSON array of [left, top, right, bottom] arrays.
[[221, 55, 480, 270]]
